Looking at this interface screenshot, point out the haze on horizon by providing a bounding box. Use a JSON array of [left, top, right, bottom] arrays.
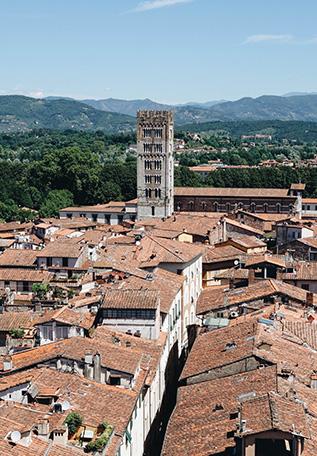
[[1, 0, 317, 104]]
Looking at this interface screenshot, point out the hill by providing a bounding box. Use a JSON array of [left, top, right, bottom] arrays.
[[178, 120, 317, 142], [82, 94, 317, 124], [0, 96, 135, 133], [206, 94, 317, 122]]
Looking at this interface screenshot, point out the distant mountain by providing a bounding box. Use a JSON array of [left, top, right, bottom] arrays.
[[283, 92, 317, 97], [82, 98, 171, 117], [179, 100, 228, 108], [205, 94, 317, 122], [0, 96, 135, 133], [2, 94, 317, 133], [82, 95, 317, 124], [82, 98, 222, 124]]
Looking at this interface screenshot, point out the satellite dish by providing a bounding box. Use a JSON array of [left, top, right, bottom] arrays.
[[62, 400, 71, 411], [10, 431, 21, 443]]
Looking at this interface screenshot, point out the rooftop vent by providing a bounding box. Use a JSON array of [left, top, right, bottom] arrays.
[[225, 342, 237, 351], [212, 403, 224, 412]]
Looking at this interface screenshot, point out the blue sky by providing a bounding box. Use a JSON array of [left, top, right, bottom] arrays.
[[1, 0, 317, 103]]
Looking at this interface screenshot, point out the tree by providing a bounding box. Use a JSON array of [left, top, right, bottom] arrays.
[[39, 189, 74, 217], [64, 412, 83, 435]]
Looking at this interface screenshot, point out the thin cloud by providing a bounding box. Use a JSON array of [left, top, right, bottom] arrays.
[[133, 0, 192, 12], [244, 34, 293, 44]]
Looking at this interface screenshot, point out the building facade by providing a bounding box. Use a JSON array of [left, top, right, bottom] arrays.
[[137, 111, 174, 219]]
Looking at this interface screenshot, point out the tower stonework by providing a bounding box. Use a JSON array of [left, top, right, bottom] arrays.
[[137, 111, 174, 220]]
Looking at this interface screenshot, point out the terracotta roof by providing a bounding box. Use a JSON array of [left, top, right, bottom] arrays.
[[237, 211, 291, 222], [107, 268, 184, 314], [0, 222, 32, 233], [61, 201, 127, 213], [290, 183, 306, 190], [162, 367, 278, 456], [0, 240, 15, 248], [0, 268, 52, 283], [228, 235, 266, 249], [239, 391, 309, 438], [37, 239, 85, 258], [196, 279, 313, 315], [136, 213, 223, 238], [5, 326, 166, 379], [102, 289, 159, 310], [298, 237, 317, 249], [0, 312, 35, 331], [0, 249, 38, 268], [203, 245, 244, 263], [303, 198, 317, 204], [175, 187, 292, 198], [214, 268, 249, 280], [245, 254, 287, 268], [225, 218, 264, 236], [35, 307, 95, 330], [135, 235, 204, 267], [280, 262, 317, 281], [181, 319, 258, 381]]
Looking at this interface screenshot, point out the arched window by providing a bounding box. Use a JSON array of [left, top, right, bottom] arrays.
[[213, 202, 219, 212], [250, 203, 256, 213], [158, 189, 161, 198], [201, 201, 207, 211], [276, 203, 281, 214], [263, 203, 268, 213], [226, 203, 231, 213]]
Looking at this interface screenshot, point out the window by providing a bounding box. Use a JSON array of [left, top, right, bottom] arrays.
[[92, 214, 98, 222], [151, 206, 155, 216], [301, 284, 310, 291], [62, 257, 69, 267], [66, 213, 72, 219], [109, 376, 121, 386], [47, 257, 52, 267], [22, 281, 30, 292]]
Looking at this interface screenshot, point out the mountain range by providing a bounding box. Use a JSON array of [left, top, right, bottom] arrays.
[[82, 94, 317, 123], [1, 93, 317, 133], [0, 96, 135, 133]]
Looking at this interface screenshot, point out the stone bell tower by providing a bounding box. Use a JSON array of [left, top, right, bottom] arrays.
[[137, 111, 174, 219]]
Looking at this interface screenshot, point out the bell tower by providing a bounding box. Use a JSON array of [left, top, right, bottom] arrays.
[[137, 111, 174, 219]]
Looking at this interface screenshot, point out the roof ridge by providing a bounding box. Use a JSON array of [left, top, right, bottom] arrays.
[[145, 235, 185, 262]]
